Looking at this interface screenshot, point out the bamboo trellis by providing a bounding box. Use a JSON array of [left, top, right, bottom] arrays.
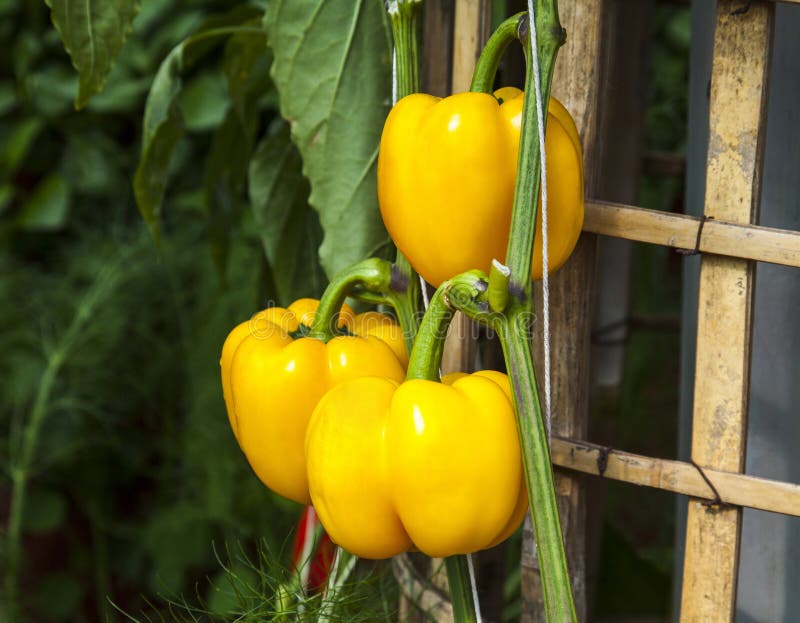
[[549, 1, 795, 622]]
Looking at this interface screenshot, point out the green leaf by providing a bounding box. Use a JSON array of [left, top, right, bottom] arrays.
[[249, 123, 326, 303], [44, 0, 141, 109], [205, 103, 258, 281], [223, 25, 271, 126], [264, 0, 392, 278], [0, 82, 16, 116], [179, 70, 229, 132], [0, 116, 43, 180], [133, 23, 265, 243], [16, 174, 69, 231]]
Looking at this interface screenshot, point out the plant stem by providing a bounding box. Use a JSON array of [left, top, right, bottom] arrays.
[[504, 11, 565, 292], [470, 13, 525, 94], [308, 258, 394, 341], [485, 3, 574, 619], [388, 0, 421, 99], [4, 357, 60, 621], [404, 271, 489, 382], [386, 0, 424, 347], [496, 307, 576, 621], [445, 556, 479, 623]]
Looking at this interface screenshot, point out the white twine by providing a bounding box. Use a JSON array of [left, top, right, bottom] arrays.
[[525, 0, 552, 440], [466, 553, 483, 623]]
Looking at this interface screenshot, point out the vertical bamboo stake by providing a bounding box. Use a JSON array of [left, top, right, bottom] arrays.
[[679, 3, 773, 621], [521, 0, 605, 619]]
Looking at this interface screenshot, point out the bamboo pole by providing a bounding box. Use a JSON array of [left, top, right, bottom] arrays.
[[548, 436, 800, 517], [583, 200, 800, 268], [679, 3, 774, 621]]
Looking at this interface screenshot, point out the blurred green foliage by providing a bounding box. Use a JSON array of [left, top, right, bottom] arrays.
[[0, 1, 310, 621]]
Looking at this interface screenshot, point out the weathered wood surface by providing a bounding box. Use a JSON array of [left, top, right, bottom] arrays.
[[680, 3, 774, 622], [583, 200, 800, 267], [450, 0, 492, 93], [422, 0, 455, 97], [548, 436, 800, 517]]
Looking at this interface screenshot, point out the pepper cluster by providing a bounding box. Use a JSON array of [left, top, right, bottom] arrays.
[[219, 7, 583, 617]]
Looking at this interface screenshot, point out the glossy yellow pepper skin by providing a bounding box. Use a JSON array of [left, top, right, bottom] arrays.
[[220, 299, 406, 505], [378, 87, 584, 287], [305, 370, 528, 559]]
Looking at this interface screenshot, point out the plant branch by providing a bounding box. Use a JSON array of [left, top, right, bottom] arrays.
[[503, 11, 565, 294]]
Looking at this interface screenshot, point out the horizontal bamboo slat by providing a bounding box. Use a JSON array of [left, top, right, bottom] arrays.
[[550, 436, 800, 517], [583, 200, 800, 268]]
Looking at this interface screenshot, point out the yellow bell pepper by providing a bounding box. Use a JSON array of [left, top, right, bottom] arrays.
[[305, 370, 528, 558], [220, 299, 406, 505], [378, 87, 584, 287]]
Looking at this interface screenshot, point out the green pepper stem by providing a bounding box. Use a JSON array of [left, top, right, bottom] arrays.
[[308, 259, 394, 341], [503, 11, 565, 294], [470, 13, 525, 94], [405, 271, 489, 382], [496, 307, 576, 621], [445, 556, 479, 623], [386, 0, 424, 349], [388, 0, 421, 99]]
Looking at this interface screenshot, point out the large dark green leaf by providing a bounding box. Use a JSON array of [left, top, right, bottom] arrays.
[[44, 0, 141, 109], [205, 104, 258, 282], [205, 23, 268, 280], [133, 21, 264, 243], [249, 123, 325, 303], [264, 0, 392, 278]]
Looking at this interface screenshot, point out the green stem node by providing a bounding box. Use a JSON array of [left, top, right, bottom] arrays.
[[405, 271, 489, 382]]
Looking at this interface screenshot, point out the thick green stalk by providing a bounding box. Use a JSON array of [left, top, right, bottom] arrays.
[[386, 0, 424, 345], [445, 556, 478, 623], [489, 5, 575, 620], [504, 12, 565, 292], [497, 308, 576, 620], [388, 0, 421, 99], [470, 13, 524, 94]]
